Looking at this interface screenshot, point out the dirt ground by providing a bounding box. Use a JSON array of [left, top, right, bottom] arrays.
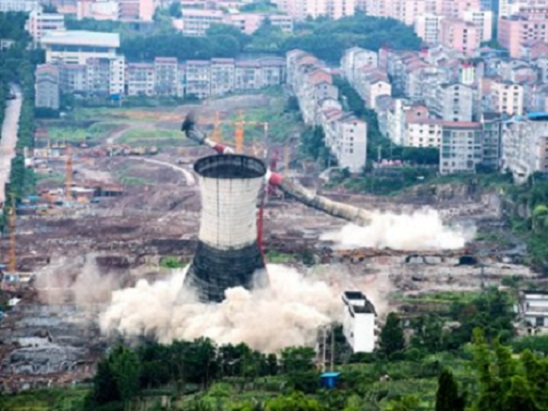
[[0, 93, 539, 390]]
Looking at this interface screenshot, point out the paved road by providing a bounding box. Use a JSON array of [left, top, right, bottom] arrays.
[[0, 84, 22, 204], [128, 156, 196, 186]]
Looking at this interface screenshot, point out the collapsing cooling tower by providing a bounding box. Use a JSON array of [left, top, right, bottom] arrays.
[[183, 154, 268, 303]]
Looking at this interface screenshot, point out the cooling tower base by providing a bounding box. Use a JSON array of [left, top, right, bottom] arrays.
[[184, 241, 268, 303]]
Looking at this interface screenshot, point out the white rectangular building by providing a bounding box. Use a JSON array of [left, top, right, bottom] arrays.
[[342, 291, 377, 353], [41, 31, 120, 65], [26, 10, 65, 42], [0, 0, 38, 12], [519, 291, 548, 328]]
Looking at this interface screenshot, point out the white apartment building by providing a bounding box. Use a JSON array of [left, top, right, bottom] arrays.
[[126, 63, 155, 96], [415, 14, 445, 44], [491, 81, 524, 116], [41, 31, 120, 65], [210, 58, 235, 96], [386, 98, 410, 145], [519, 291, 548, 329], [0, 0, 38, 12], [462, 9, 493, 42], [109, 55, 125, 96], [154, 57, 179, 96], [186, 60, 211, 99], [342, 291, 376, 354], [440, 122, 484, 174], [26, 10, 65, 42], [327, 0, 356, 20], [502, 113, 548, 183], [434, 83, 474, 122], [35, 64, 60, 110], [77, 0, 119, 21], [181, 9, 224, 36], [407, 120, 443, 147], [341, 47, 378, 86]]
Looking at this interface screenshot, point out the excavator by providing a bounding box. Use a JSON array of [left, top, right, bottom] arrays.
[[181, 112, 372, 226]]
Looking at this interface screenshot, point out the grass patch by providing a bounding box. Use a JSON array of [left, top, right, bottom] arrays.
[[35, 172, 65, 185], [117, 128, 183, 144], [1, 388, 88, 411], [265, 250, 295, 264], [119, 176, 155, 185], [47, 122, 120, 144]]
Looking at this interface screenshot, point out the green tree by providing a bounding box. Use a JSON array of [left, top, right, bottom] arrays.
[[435, 369, 465, 411], [411, 314, 444, 353], [379, 313, 405, 357], [109, 346, 141, 404], [386, 395, 420, 411], [280, 346, 316, 373], [168, 1, 182, 17], [265, 392, 321, 411]]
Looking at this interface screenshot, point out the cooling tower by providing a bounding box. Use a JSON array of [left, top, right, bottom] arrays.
[[184, 154, 268, 303]]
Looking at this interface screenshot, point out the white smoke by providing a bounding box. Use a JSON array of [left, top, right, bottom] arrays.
[[99, 265, 344, 353], [321, 209, 474, 251]]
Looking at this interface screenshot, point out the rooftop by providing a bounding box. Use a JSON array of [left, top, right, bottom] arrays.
[[41, 31, 120, 48]]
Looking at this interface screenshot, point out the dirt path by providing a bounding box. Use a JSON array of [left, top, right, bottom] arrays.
[[128, 156, 196, 186], [0, 84, 22, 204]]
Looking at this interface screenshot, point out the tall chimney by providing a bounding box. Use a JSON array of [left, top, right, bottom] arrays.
[[184, 154, 268, 303]]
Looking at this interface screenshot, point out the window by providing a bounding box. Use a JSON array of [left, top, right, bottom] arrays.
[[535, 317, 544, 327]]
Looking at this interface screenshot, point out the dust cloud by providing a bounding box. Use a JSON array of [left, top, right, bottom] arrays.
[[321, 209, 474, 251], [35, 255, 124, 306], [99, 265, 345, 353]]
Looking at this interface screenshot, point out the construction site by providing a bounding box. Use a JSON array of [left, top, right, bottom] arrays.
[[0, 93, 539, 391]]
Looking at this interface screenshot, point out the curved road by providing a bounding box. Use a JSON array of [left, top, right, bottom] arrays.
[[128, 156, 196, 186], [0, 84, 22, 204]]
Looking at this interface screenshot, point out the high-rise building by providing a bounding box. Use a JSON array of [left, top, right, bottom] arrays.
[[440, 19, 482, 55], [440, 122, 484, 174], [498, 11, 548, 58], [35, 64, 60, 110]]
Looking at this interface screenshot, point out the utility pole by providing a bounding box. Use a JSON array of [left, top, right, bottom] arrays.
[[321, 326, 327, 372], [330, 324, 335, 372]]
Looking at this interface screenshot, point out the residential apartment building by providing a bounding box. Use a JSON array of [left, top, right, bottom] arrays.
[[462, 9, 493, 42], [181, 8, 224, 36], [154, 57, 179, 96], [440, 19, 482, 55], [185, 60, 211, 98], [109, 55, 125, 96], [498, 13, 548, 58], [341, 47, 378, 85], [26, 10, 65, 42], [272, 0, 355, 20], [126, 63, 155, 96], [415, 14, 445, 44], [0, 0, 39, 12], [35, 64, 60, 110], [432, 83, 474, 122], [227, 13, 293, 35], [353, 68, 391, 109], [41, 31, 120, 65], [406, 118, 443, 147], [440, 121, 484, 174], [118, 0, 156, 21], [210, 58, 235, 96], [502, 113, 548, 183], [481, 112, 502, 170], [287, 49, 367, 172], [326, 0, 356, 20], [490, 81, 524, 116], [77, 0, 119, 21]]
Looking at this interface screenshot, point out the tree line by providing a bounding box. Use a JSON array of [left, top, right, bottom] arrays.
[[65, 13, 420, 63]]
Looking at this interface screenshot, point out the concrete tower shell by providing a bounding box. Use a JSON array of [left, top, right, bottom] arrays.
[[184, 155, 268, 303]]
